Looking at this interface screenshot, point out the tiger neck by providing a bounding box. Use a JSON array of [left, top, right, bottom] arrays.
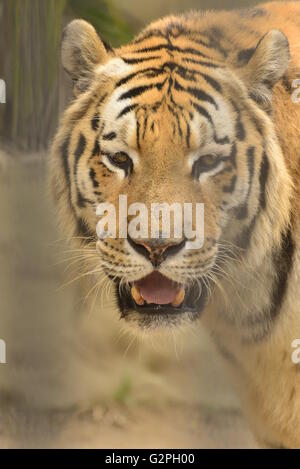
[[207, 118, 294, 343]]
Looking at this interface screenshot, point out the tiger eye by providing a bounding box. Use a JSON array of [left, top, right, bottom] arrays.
[[108, 151, 133, 177], [191, 153, 221, 180], [111, 151, 130, 164], [199, 154, 217, 167]]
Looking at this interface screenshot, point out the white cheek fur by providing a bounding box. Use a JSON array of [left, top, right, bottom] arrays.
[[96, 58, 132, 79]]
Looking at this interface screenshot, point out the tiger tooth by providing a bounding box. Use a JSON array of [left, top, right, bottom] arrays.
[[131, 285, 145, 305], [171, 288, 185, 307]]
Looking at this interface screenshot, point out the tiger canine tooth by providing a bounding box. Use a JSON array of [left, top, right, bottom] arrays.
[[171, 288, 185, 307], [131, 285, 145, 305]]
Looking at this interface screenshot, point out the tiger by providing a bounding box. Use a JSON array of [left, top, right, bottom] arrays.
[[50, 1, 300, 448]]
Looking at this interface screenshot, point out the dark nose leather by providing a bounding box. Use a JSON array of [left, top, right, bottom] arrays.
[[127, 236, 186, 267]]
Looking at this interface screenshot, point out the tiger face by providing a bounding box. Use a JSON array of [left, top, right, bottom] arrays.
[[51, 16, 289, 330]]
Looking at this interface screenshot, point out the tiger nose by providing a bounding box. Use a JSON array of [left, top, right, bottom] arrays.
[[127, 236, 186, 267]]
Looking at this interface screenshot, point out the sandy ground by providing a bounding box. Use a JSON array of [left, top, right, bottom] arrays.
[[0, 152, 257, 448]]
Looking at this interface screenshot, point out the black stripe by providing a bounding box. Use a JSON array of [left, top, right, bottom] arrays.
[[235, 215, 257, 250], [182, 57, 221, 68], [77, 217, 96, 241], [237, 47, 255, 65], [89, 168, 99, 188], [222, 175, 237, 193], [91, 139, 100, 157], [131, 44, 168, 54], [186, 122, 191, 148], [236, 120, 245, 141], [132, 30, 165, 45], [259, 151, 269, 209], [119, 84, 154, 100], [132, 43, 210, 60], [199, 72, 222, 92], [142, 115, 148, 139], [117, 104, 138, 119], [270, 227, 294, 319], [192, 102, 230, 145], [74, 134, 88, 208], [76, 191, 94, 208], [136, 120, 141, 149], [187, 86, 218, 109], [231, 100, 246, 141], [118, 81, 166, 101], [61, 137, 71, 185], [229, 142, 237, 168], [175, 65, 221, 91], [174, 79, 218, 109], [236, 146, 255, 219], [242, 225, 295, 344], [102, 131, 116, 141], [74, 133, 86, 165], [167, 102, 182, 138], [247, 146, 255, 187], [175, 112, 182, 137], [122, 56, 160, 64], [192, 102, 214, 127], [91, 113, 99, 131], [116, 68, 165, 87], [235, 150, 269, 250], [61, 137, 73, 210]]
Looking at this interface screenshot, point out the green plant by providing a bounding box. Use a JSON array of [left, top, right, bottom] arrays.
[[68, 0, 134, 47]]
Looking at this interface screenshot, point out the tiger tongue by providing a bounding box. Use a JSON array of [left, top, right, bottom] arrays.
[[135, 271, 179, 305]]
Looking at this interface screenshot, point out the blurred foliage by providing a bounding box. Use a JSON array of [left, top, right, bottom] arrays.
[[0, 0, 67, 151], [68, 0, 134, 46], [0, 0, 134, 152]]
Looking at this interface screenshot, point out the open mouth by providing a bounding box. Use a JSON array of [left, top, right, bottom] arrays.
[[116, 270, 208, 321], [132, 271, 185, 307]]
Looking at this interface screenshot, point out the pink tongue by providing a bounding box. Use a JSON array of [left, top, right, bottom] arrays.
[[136, 271, 178, 305]]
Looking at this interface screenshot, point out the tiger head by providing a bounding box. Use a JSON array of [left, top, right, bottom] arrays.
[[50, 15, 291, 330]]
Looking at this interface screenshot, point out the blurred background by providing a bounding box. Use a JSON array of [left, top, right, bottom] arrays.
[[0, 0, 261, 448]]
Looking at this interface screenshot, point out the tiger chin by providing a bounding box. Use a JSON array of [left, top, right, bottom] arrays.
[[50, 2, 300, 449]]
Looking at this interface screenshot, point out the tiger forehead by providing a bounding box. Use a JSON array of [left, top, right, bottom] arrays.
[[98, 58, 234, 150], [106, 56, 225, 109]]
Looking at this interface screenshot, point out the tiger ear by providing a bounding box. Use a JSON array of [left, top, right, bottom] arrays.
[[239, 29, 290, 109], [61, 19, 113, 96]]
